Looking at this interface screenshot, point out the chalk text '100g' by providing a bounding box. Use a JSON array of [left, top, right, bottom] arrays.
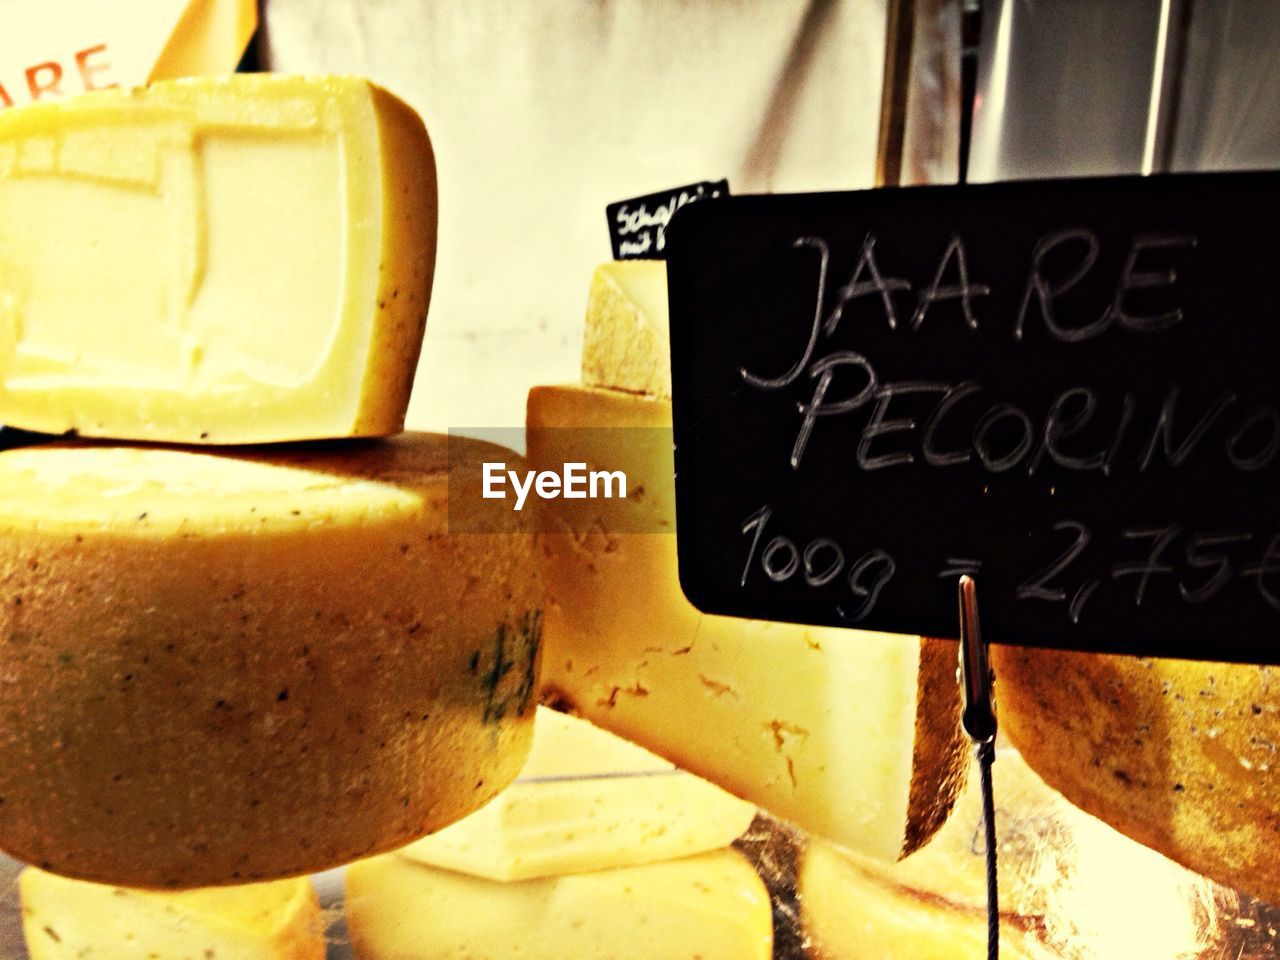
[[740, 505, 1280, 627]]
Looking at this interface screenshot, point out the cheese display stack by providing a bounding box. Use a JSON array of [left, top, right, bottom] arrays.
[[345, 706, 774, 960], [526, 260, 968, 861], [0, 74, 542, 898]]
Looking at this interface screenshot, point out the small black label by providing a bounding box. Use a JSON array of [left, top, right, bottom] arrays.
[[606, 180, 729, 260]]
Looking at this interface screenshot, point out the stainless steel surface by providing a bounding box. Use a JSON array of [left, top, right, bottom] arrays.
[[971, 0, 1163, 181], [971, 0, 1280, 180], [1170, 0, 1280, 171]]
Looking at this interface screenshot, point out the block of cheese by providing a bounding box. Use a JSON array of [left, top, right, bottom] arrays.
[[581, 260, 671, 398], [0, 432, 540, 888], [345, 848, 772, 960], [526, 384, 968, 860], [150, 0, 259, 83], [800, 744, 1232, 960], [400, 705, 757, 880], [993, 644, 1280, 905], [800, 841, 1050, 960], [0, 74, 435, 443], [20, 867, 323, 960]]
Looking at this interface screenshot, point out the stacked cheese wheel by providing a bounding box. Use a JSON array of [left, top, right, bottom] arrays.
[[346, 707, 773, 959], [526, 260, 969, 862], [0, 75, 541, 892]]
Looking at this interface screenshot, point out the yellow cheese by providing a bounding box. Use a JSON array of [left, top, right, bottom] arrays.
[[992, 645, 1280, 906], [149, 0, 259, 83], [0, 432, 540, 888], [800, 840, 1051, 960], [581, 260, 671, 398], [345, 848, 772, 960], [20, 867, 323, 960], [400, 705, 757, 880], [800, 744, 1230, 960], [526, 384, 967, 861], [0, 74, 435, 444]]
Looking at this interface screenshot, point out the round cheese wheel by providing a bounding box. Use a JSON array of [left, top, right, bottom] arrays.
[[0, 433, 541, 888], [993, 644, 1280, 906]]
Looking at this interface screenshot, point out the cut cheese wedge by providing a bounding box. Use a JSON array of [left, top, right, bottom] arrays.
[[800, 743, 1232, 960], [345, 848, 773, 960], [400, 705, 757, 880], [0, 74, 435, 444], [526, 384, 967, 860], [0, 433, 540, 888], [801, 841, 1050, 960], [993, 644, 1280, 906], [20, 868, 323, 960], [581, 260, 671, 398]]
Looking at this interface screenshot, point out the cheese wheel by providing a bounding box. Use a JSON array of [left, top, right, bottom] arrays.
[[993, 644, 1280, 905], [20, 868, 323, 960], [526, 384, 967, 860], [400, 706, 757, 880], [345, 847, 773, 960], [0, 432, 541, 888], [800, 743, 1233, 959], [0, 74, 435, 444]]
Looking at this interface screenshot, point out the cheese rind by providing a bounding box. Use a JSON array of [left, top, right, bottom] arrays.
[[400, 706, 758, 880], [345, 848, 773, 960], [526, 384, 967, 860], [993, 644, 1280, 905], [0, 74, 435, 444], [20, 868, 323, 960], [581, 260, 671, 398], [0, 433, 540, 888]]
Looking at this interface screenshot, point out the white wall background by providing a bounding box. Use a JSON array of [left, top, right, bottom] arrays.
[[263, 0, 888, 431]]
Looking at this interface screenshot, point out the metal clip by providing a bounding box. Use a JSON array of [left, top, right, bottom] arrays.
[[958, 574, 997, 745]]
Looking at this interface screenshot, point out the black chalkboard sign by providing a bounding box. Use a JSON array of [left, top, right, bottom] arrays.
[[666, 172, 1280, 664]]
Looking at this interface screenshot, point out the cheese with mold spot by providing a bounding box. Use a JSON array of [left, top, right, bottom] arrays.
[[0, 432, 540, 888]]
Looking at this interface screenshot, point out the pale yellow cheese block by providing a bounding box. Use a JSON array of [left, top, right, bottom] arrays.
[[0, 74, 435, 443], [0, 432, 540, 888], [526, 384, 967, 861], [800, 743, 1231, 960], [993, 644, 1280, 906], [400, 705, 757, 880], [345, 848, 772, 960], [581, 260, 671, 398], [20, 867, 323, 960], [801, 842, 1050, 960]]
